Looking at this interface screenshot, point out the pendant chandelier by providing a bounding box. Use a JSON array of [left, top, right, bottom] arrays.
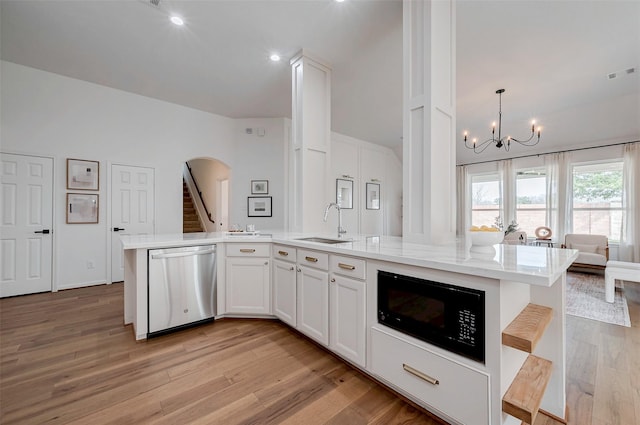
[[463, 89, 542, 153]]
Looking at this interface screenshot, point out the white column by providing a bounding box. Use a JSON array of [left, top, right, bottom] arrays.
[[289, 50, 332, 233], [402, 0, 457, 244]]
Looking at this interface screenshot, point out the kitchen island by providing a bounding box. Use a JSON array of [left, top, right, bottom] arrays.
[[121, 232, 577, 425]]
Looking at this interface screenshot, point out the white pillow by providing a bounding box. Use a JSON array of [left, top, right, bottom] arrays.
[[571, 243, 599, 253]]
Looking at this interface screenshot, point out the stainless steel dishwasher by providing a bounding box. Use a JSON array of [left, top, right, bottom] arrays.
[[148, 244, 216, 336]]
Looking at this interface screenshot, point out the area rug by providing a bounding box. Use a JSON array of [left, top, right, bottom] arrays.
[[566, 272, 631, 327]]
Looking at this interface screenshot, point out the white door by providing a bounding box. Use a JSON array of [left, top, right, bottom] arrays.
[[1, 153, 53, 297], [225, 257, 270, 314], [111, 164, 154, 282], [329, 274, 366, 367]]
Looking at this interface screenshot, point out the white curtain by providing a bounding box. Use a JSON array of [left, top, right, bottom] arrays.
[[619, 142, 640, 262], [456, 165, 469, 236], [545, 152, 571, 244], [498, 159, 515, 227]]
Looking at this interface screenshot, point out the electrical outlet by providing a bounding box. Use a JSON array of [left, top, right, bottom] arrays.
[[87, 260, 95, 269]]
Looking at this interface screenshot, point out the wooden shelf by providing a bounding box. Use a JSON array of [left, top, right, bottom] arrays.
[[502, 303, 553, 353], [521, 408, 567, 424], [503, 354, 553, 424]]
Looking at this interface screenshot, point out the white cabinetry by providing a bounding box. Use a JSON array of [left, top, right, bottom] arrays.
[[225, 244, 270, 315], [296, 249, 329, 345], [272, 244, 297, 327], [371, 326, 490, 425], [329, 255, 366, 367]]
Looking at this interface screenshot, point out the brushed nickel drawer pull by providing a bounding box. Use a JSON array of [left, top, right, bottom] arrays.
[[402, 364, 439, 386], [305, 256, 318, 263], [240, 248, 256, 253], [338, 263, 355, 270], [278, 250, 289, 256]]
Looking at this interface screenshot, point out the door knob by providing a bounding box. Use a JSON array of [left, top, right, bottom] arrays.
[[113, 227, 125, 232], [34, 229, 50, 234]]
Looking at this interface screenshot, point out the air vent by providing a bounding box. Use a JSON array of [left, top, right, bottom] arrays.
[[150, 0, 160, 6], [626, 67, 636, 75], [607, 72, 617, 80]]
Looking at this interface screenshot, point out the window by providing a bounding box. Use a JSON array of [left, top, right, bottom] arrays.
[[515, 168, 547, 236], [471, 173, 501, 227], [572, 161, 623, 242]]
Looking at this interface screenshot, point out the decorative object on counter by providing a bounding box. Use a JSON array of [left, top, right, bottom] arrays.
[[66, 193, 99, 224], [251, 180, 268, 194], [246, 224, 256, 232], [247, 196, 272, 217], [336, 178, 353, 209], [463, 89, 542, 153], [366, 182, 380, 210], [566, 272, 630, 327], [468, 225, 503, 254], [67, 158, 99, 190], [495, 216, 520, 236]]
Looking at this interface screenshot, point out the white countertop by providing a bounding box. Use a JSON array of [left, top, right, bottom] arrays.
[[120, 231, 578, 286]]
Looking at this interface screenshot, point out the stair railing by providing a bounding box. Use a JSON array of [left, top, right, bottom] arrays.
[[185, 163, 215, 224]]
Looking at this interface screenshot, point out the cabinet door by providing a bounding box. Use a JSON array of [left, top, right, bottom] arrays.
[[297, 265, 329, 345], [226, 258, 270, 314], [330, 274, 366, 367], [273, 259, 297, 327]]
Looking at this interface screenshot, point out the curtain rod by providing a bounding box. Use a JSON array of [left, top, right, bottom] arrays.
[[457, 140, 639, 167]]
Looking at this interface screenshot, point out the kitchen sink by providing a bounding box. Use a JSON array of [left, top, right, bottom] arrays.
[[295, 237, 353, 244]]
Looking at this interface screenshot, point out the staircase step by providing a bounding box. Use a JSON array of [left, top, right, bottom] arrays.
[[503, 354, 553, 424], [502, 303, 553, 353]]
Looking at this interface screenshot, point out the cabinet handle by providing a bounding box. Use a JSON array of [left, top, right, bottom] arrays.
[[305, 256, 318, 263], [296, 268, 301, 272], [342, 174, 354, 180], [402, 364, 439, 386], [338, 263, 355, 270], [240, 248, 256, 253], [278, 250, 289, 256], [264, 261, 269, 265], [330, 278, 336, 283], [289, 266, 295, 271]]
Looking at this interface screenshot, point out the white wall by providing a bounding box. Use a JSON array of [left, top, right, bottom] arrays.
[[230, 118, 287, 232], [329, 132, 403, 237], [0, 61, 286, 289]]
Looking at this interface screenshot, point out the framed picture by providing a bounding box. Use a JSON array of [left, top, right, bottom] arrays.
[[251, 180, 269, 194], [366, 182, 380, 210], [66, 193, 99, 224], [336, 179, 353, 209], [67, 159, 99, 190], [248, 196, 272, 217]]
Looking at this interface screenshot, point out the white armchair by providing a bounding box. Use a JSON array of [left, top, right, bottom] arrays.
[[562, 234, 609, 271]]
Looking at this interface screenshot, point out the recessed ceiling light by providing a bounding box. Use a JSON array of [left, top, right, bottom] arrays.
[[270, 54, 281, 62], [170, 16, 184, 26], [335, 0, 346, 3]]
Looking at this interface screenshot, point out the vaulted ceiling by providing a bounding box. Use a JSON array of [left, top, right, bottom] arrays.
[[1, 0, 638, 165]]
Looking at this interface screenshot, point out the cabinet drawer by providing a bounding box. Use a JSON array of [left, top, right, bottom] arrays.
[[272, 244, 296, 263], [226, 243, 270, 257], [371, 327, 489, 425], [297, 249, 328, 270], [330, 255, 366, 280]]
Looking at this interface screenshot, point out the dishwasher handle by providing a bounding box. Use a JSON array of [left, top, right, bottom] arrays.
[[151, 248, 216, 260]]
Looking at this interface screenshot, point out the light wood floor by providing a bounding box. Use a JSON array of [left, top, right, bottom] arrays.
[[1, 280, 638, 425], [0, 284, 442, 424]]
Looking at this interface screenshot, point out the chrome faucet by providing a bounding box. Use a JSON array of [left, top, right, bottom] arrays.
[[323, 202, 347, 238]]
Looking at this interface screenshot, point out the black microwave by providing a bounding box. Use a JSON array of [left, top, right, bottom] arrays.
[[377, 270, 485, 363]]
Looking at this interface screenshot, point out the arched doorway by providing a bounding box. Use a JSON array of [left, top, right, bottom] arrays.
[[184, 158, 231, 232]]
